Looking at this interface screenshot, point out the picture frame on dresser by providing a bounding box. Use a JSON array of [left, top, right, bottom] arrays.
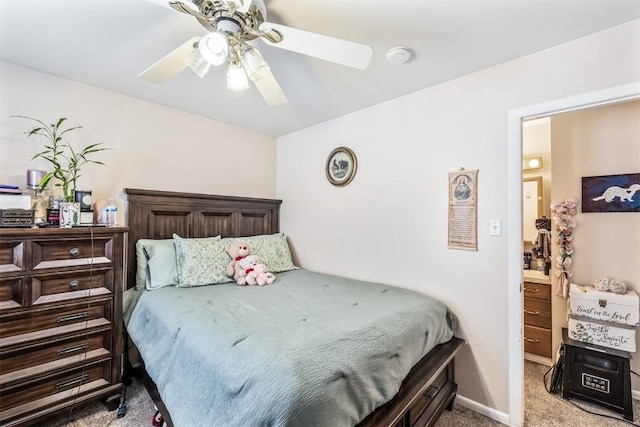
[[0, 226, 128, 427]]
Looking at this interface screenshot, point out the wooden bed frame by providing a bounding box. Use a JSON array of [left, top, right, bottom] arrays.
[[123, 188, 464, 427]]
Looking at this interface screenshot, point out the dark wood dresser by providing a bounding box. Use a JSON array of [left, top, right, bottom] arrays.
[[0, 227, 127, 426]]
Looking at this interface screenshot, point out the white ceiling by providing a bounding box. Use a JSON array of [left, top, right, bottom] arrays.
[[1, 0, 639, 137]]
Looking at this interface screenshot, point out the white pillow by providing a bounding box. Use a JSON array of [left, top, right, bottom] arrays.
[[135, 239, 172, 290], [145, 240, 179, 290]]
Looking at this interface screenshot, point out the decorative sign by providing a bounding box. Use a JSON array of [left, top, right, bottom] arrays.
[[448, 169, 478, 250], [582, 172, 640, 213], [568, 317, 636, 352]]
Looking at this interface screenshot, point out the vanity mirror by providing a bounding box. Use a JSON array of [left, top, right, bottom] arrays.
[[523, 176, 543, 242]]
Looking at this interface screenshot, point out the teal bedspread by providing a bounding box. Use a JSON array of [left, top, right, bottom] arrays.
[[126, 269, 456, 427]]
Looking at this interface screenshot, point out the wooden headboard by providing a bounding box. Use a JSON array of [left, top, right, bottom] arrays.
[[124, 188, 282, 289]]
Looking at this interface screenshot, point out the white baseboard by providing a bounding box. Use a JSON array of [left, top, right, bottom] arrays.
[[455, 394, 511, 425], [457, 389, 640, 426]]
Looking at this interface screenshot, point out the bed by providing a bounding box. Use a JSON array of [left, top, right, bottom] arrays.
[[122, 188, 464, 427]]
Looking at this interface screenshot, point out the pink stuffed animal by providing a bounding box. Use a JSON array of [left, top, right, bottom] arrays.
[[225, 241, 250, 283], [248, 263, 276, 286], [237, 255, 275, 286]]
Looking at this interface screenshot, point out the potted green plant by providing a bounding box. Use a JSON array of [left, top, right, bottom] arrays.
[[13, 116, 110, 201]]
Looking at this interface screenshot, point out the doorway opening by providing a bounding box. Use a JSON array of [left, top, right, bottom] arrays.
[[507, 82, 640, 427]]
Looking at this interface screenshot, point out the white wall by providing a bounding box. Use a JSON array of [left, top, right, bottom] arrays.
[[0, 62, 277, 225], [277, 19, 640, 419]]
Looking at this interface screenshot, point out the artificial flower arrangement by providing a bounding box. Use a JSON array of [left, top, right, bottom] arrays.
[[550, 196, 579, 297]]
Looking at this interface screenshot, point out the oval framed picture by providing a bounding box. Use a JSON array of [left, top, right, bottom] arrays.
[[326, 146, 357, 186]]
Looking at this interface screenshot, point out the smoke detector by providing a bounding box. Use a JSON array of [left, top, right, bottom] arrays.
[[386, 47, 412, 64]]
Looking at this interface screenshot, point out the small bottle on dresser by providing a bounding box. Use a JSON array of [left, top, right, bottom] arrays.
[[106, 199, 117, 226]]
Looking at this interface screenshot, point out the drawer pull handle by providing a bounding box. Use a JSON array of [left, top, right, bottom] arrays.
[[57, 312, 88, 323], [524, 337, 540, 343], [69, 247, 80, 257], [523, 288, 539, 293], [69, 280, 80, 290], [56, 374, 88, 390], [57, 343, 89, 356], [424, 385, 439, 399], [524, 310, 540, 315]]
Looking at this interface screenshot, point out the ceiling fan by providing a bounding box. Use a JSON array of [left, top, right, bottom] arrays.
[[140, 0, 373, 106]]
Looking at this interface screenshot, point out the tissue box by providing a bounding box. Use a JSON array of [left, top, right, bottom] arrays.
[[568, 316, 636, 352], [568, 283, 639, 326]]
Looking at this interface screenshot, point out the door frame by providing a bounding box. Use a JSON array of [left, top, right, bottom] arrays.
[[507, 82, 640, 426]]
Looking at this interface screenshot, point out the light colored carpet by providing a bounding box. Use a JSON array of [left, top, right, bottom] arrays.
[[31, 378, 155, 427], [33, 360, 640, 426], [522, 360, 640, 427]]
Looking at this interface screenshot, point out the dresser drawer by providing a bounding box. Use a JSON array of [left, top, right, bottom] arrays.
[[0, 277, 26, 311], [0, 330, 111, 376], [524, 325, 552, 357], [0, 240, 25, 274], [0, 299, 112, 340], [31, 237, 114, 270], [407, 366, 448, 425], [31, 268, 113, 306], [0, 360, 111, 411], [523, 281, 551, 301], [524, 297, 551, 329]]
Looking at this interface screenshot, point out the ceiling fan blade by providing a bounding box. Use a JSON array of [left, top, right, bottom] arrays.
[[168, 1, 208, 19], [253, 69, 287, 106], [237, 0, 253, 13], [258, 22, 372, 70], [139, 37, 200, 83]]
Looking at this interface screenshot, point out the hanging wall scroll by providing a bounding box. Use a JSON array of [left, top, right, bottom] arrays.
[[448, 168, 478, 250]]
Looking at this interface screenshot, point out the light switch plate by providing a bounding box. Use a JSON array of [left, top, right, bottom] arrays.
[[490, 219, 502, 236]]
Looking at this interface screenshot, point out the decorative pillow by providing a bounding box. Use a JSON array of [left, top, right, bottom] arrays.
[[135, 236, 221, 290], [174, 234, 232, 287], [144, 241, 179, 290], [222, 232, 298, 273]]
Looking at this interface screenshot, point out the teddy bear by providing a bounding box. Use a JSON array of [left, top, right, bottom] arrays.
[[225, 241, 250, 283], [236, 255, 276, 286], [236, 255, 260, 286], [248, 262, 276, 286]]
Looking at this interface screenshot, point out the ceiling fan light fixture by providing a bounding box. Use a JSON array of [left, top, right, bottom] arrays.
[[199, 31, 229, 66], [185, 48, 211, 78], [227, 59, 249, 91], [241, 47, 270, 81]]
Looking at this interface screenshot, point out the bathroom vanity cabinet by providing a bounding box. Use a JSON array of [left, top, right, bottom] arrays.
[[523, 271, 552, 358]]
